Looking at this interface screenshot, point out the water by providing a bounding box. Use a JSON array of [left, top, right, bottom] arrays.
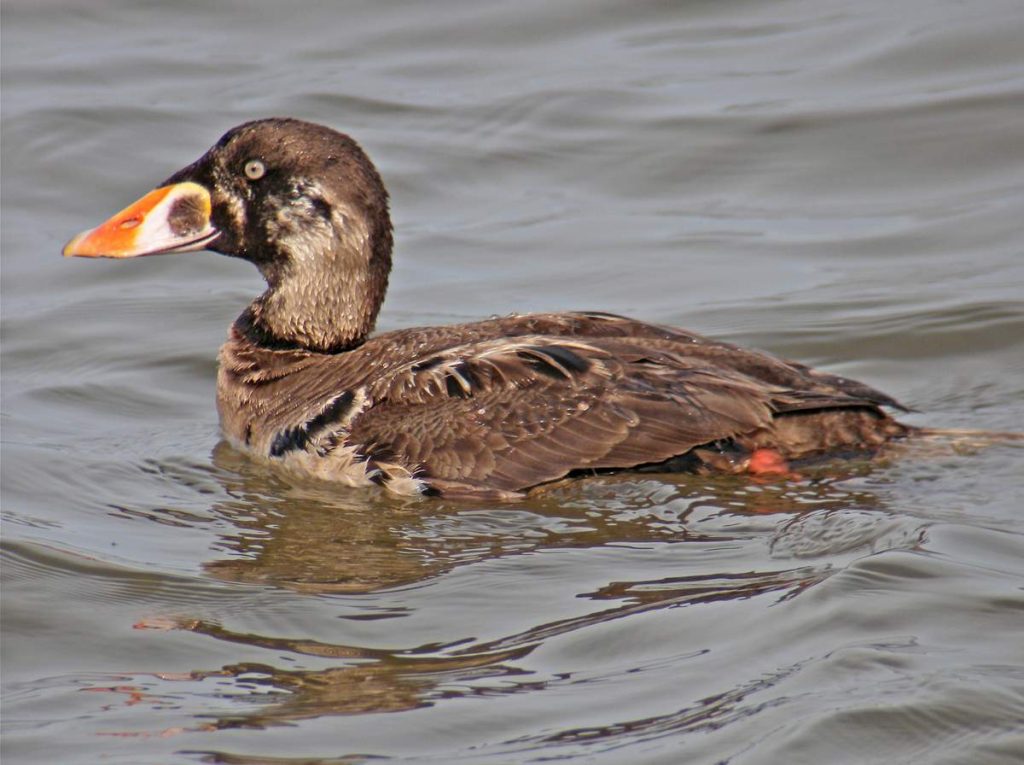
[[3, 1, 1024, 763]]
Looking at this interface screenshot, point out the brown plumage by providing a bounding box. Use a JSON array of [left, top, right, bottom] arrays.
[[64, 118, 912, 499]]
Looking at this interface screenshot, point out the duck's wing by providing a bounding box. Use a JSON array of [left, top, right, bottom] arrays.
[[347, 334, 871, 496], [486, 311, 909, 411]]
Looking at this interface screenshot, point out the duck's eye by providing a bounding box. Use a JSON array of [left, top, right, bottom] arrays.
[[243, 159, 266, 181]]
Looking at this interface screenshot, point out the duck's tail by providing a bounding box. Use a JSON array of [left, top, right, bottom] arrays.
[[914, 427, 1024, 448]]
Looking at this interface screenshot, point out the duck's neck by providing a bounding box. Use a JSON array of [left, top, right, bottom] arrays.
[[237, 212, 393, 354]]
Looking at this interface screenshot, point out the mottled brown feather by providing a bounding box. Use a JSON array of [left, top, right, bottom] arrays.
[[69, 118, 912, 498], [218, 311, 911, 495]]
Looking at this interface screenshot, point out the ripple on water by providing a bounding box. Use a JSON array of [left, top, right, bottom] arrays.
[[4, 0, 1024, 763]]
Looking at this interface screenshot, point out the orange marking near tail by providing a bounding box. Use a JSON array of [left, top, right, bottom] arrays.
[[747, 448, 792, 476]]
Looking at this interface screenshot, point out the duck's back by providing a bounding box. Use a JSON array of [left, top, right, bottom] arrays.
[[217, 311, 910, 498]]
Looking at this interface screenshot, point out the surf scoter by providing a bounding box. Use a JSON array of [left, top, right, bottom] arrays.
[[64, 118, 911, 498]]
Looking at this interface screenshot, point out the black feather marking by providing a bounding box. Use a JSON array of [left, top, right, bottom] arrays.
[[517, 345, 590, 380], [445, 372, 471, 398], [437, 361, 476, 398], [454, 360, 481, 387], [541, 345, 590, 373], [269, 426, 307, 457], [411, 355, 446, 372], [517, 350, 567, 380], [313, 390, 357, 429], [269, 390, 356, 457]]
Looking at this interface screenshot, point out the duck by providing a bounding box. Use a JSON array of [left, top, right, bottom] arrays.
[[63, 118, 912, 499]]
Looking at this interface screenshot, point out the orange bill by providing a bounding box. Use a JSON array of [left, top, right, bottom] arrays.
[[63, 181, 218, 258]]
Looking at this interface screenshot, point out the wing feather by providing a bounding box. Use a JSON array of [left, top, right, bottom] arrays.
[[347, 335, 790, 491], [223, 311, 906, 494]]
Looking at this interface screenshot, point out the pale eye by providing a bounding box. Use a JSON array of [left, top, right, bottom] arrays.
[[244, 159, 266, 180]]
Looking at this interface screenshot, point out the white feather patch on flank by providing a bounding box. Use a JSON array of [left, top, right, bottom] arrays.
[[280, 443, 377, 487], [279, 447, 427, 496], [375, 461, 429, 496]]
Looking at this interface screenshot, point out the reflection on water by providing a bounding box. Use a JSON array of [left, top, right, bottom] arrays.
[[154, 620, 535, 724], [88, 440, 934, 739], [196, 441, 920, 595]]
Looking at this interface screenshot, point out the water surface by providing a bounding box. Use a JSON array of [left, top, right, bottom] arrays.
[[3, 1, 1024, 763]]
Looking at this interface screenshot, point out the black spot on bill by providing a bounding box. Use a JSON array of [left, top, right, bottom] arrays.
[[167, 193, 209, 237]]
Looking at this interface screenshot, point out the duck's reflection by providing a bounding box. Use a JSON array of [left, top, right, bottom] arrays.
[[121, 443, 919, 734], [176, 619, 535, 723], [202, 443, 897, 594]]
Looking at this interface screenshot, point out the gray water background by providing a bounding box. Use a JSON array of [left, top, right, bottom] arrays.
[[3, 1, 1024, 763]]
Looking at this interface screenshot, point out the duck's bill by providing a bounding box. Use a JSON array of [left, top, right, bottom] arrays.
[[63, 181, 219, 258]]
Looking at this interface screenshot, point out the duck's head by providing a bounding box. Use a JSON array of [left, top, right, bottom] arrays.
[[64, 118, 394, 352]]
